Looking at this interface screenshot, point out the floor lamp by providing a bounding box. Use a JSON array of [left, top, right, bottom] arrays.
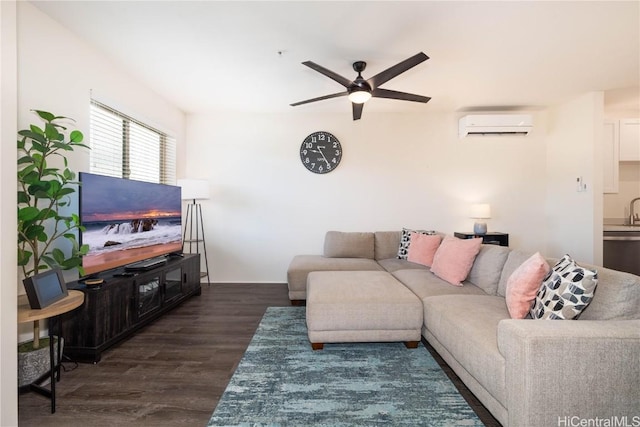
[[178, 179, 211, 286]]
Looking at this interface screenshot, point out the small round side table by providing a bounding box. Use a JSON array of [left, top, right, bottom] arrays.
[[18, 290, 84, 413]]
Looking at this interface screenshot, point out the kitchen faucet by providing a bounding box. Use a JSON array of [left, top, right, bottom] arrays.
[[630, 197, 640, 225]]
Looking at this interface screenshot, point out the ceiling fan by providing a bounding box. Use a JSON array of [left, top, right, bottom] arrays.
[[290, 52, 431, 121]]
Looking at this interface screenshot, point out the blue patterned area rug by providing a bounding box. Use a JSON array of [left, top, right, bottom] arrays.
[[208, 307, 483, 426]]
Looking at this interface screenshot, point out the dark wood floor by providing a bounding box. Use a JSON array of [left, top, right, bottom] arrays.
[[18, 283, 500, 426]]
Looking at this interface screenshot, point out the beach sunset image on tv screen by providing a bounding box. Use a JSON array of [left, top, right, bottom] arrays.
[[79, 172, 182, 275]]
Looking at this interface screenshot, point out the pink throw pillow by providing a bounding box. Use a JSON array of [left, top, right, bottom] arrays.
[[506, 252, 550, 319], [430, 235, 483, 286], [407, 233, 442, 267]]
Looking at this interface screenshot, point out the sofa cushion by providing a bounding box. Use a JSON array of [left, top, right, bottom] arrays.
[[466, 244, 511, 295], [377, 258, 429, 273], [430, 235, 482, 286], [392, 269, 487, 300], [287, 255, 383, 300], [530, 255, 598, 320], [578, 264, 640, 320], [423, 295, 509, 407], [396, 228, 436, 260], [374, 231, 402, 260], [407, 233, 442, 267], [505, 252, 550, 319], [323, 231, 374, 259]]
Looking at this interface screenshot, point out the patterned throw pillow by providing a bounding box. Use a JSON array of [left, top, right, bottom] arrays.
[[397, 228, 436, 259], [529, 255, 598, 320]]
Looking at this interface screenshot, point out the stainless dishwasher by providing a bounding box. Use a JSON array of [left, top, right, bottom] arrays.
[[603, 231, 640, 276]]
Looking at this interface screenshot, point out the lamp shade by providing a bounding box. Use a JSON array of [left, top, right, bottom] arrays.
[[177, 179, 209, 201], [470, 203, 491, 219], [348, 90, 372, 104]]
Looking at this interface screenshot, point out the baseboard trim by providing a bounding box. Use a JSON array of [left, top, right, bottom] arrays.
[[205, 281, 288, 285]]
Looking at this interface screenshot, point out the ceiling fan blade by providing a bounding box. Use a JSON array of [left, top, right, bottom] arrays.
[[366, 52, 429, 88], [302, 61, 353, 88], [352, 103, 364, 121], [372, 88, 431, 103], [290, 91, 348, 107]]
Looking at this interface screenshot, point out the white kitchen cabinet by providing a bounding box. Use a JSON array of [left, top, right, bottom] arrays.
[[619, 118, 640, 161], [603, 120, 619, 193]]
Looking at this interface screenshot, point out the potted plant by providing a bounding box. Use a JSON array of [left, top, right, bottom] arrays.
[[17, 110, 89, 387]]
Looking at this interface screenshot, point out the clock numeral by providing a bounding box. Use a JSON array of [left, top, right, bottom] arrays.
[[302, 149, 308, 155], [305, 142, 313, 149], [319, 134, 325, 141]]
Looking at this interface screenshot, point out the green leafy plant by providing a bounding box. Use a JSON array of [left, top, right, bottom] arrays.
[[17, 110, 90, 278]]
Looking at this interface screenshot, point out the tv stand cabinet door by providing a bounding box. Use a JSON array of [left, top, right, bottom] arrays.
[[59, 277, 133, 362], [135, 273, 163, 321], [181, 254, 201, 295]]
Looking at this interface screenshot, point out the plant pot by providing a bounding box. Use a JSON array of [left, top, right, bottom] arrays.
[[17, 336, 63, 390]]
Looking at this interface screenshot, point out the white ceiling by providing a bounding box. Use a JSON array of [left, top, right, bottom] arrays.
[[31, 1, 640, 116]]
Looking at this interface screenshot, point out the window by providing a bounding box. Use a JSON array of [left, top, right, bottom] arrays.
[[89, 100, 176, 184]]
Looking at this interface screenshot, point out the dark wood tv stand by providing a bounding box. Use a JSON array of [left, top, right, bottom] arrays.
[[58, 254, 201, 363]]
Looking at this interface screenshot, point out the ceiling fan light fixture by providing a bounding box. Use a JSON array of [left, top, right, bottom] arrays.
[[291, 53, 430, 119], [348, 89, 372, 104]]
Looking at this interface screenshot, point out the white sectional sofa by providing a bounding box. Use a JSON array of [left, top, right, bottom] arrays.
[[287, 230, 640, 427]]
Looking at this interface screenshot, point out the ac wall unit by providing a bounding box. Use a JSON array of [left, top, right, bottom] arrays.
[[459, 114, 533, 137]]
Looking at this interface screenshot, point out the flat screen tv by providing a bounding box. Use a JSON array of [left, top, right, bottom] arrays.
[[79, 172, 182, 276]]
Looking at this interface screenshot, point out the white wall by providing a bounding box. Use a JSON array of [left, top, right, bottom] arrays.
[[545, 92, 604, 264], [186, 110, 549, 282], [17, 2, 187, 178], [1, 1, 18, 424]]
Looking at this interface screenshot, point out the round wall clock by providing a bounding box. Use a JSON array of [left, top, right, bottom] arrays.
[[299, 131, 342, 174]]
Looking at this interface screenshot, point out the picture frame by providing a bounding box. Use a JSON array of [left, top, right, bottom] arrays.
[[22, 268, 69, 309]]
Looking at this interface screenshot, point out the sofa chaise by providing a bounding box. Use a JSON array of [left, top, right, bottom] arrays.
[[286, 230, 640, 427]]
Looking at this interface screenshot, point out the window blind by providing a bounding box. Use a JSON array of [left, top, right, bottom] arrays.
[[89, 101, 176, 184]]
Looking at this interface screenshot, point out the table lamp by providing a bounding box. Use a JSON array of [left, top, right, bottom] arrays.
[[470, 203, 491, 235]]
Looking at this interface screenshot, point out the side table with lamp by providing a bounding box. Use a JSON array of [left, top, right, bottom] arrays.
[[455, 203, 509, 246]]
